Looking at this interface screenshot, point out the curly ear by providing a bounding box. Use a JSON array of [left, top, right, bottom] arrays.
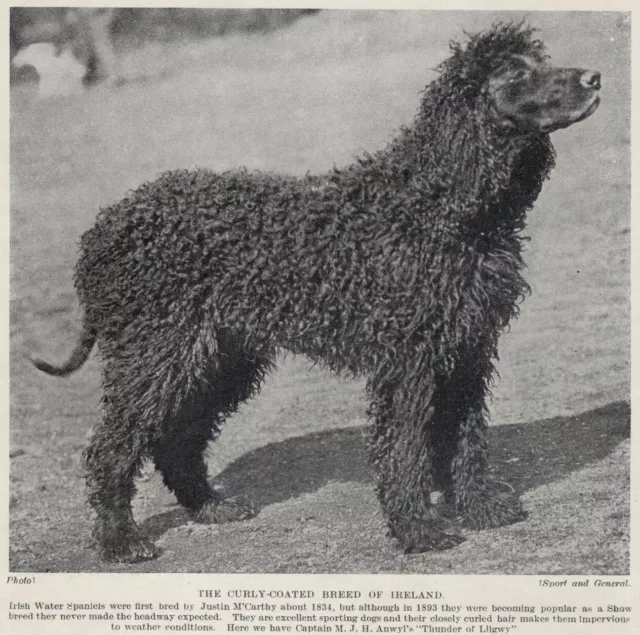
[[438, 22, 547, 98]]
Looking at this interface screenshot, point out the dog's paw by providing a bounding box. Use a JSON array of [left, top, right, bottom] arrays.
[[459, 488, 525, 530], [192, 495, 256, 524], [101, 537, 159, 563], [390, 514, 465, 554]]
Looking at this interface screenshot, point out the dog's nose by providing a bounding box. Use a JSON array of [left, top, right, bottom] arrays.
[[580, 70, 601, 90]]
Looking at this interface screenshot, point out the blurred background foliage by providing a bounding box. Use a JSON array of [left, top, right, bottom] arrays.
[[10, 7, 320, 84]]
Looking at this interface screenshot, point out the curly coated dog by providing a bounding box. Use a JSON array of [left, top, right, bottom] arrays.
[[33, 23, 601, 563]]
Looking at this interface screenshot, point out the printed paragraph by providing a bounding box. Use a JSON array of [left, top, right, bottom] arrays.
[[6, 591, 633, 633]]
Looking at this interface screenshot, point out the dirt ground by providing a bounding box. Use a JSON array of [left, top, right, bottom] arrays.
[[9, 11, 630, 574]]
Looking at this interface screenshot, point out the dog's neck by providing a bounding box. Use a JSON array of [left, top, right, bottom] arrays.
[[357, 85, 556, 237]]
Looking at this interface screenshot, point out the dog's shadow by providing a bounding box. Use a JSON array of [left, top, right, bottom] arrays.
[[140, 401, 630, 540]]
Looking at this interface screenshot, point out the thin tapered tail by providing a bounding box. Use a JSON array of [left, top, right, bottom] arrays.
[[31, 327, 96, 377]]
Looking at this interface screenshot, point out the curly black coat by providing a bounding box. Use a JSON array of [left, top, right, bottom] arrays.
[[35, 23, 591, 561]]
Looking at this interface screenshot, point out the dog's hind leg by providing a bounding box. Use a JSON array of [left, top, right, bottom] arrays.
[[152, 347, 274, 525], [151, 407, 227, 519], [84, 400, 159, 563], [86, 325, 273, 563]]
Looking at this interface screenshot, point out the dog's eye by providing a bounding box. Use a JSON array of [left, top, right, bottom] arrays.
[[510, 69, 530, 82]]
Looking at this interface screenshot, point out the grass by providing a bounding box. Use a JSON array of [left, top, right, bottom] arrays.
[[10, 10, 630, 573]]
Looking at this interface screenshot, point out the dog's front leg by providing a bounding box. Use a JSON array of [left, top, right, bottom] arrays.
[[366, 372, 464, 554]]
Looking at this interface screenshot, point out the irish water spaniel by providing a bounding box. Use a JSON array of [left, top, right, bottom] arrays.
[[33, 23, 601, 563]]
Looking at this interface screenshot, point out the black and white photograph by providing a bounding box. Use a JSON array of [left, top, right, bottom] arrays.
[[9, 8, 630, 575]]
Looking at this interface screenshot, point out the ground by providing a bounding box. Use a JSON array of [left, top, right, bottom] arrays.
[[9, 10, 630, 574]]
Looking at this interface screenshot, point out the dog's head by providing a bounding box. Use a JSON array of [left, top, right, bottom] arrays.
[[485, 53, 600, 133], [438, 23, 601, 134]]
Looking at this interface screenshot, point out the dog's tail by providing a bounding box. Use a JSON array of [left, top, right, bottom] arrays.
[[31, 327, 96, 377]]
